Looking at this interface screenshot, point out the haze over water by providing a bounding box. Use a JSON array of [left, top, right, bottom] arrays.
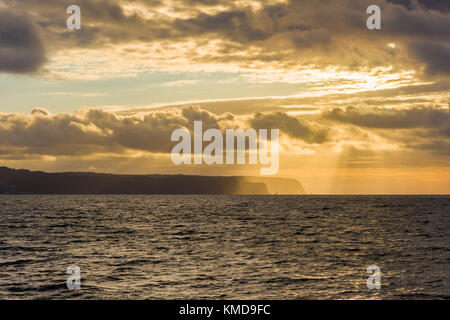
[[0, 195, 449, 300]]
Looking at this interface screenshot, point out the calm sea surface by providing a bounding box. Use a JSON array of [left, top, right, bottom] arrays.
[[0, 195, 449, 299]]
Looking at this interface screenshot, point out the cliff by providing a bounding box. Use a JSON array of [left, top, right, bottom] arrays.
[[0, 167, 306, 195]]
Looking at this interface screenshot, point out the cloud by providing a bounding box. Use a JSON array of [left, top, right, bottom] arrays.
[[383, 4, 450, 42], [409, 42, 450, 76], [0, 107, 228, 157], [0, 9, 46, 73], [323, 106, 449, 131], [0, 106, 329, 159], [1, 0, 448, 79], [0, 104, 449, 177], [31, 108, 51, 116], [388, 0, 450, 13], [322, 106, 450, 154], [249, 111, 329, 144]]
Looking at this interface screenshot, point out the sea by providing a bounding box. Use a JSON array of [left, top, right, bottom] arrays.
[[0, 195, 449, 299]]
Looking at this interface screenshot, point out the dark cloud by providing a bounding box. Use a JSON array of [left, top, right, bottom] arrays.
[[173, 10, 266, 42], [383, 4, 450, 41], [0, 0, 449, 78], [0, 107, 226, 157], [409, 42, 450, 75], [249, 112, 329, 144], [31, 108, 51, 116], [418, 0, 450, 13], [0, 9, 46, 73], [387, 0, 414, 10], [388, 0, 450, 13], [323, 106, 450, 131], [410, 140, 450, 156], [322, 106, 450, 155], [181, 107, 222, 129], [82, 108, 189, 153]]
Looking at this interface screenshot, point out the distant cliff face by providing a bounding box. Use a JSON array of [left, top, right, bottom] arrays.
[[0, 167, 305, 195]]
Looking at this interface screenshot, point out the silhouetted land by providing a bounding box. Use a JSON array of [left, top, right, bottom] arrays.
[[0, 167, 306, 195]]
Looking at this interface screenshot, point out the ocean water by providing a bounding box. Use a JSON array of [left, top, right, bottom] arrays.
[[0, 195, 449, 300]]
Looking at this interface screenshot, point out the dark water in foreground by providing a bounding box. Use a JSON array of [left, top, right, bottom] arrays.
[[0, 195, 449, 300]]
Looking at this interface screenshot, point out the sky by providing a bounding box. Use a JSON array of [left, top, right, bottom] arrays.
[[0, 0, 449, 194]]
